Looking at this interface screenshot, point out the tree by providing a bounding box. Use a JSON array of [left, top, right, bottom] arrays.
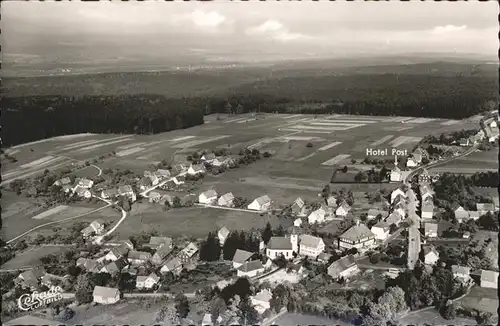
[[342, 166, 348, 173], [270, 284, 291, 313], [67, 265, 81, 277], [439, 301, 457, 320], [75, 274, 93, 304], [354, 171, 367, 183], [174, 293, 190, 319], [275, 224, 285, 236], [199, 232, 221, 261], [172, 196, 182, 208], [210, 296, 227, 324], [238, 296, 260, 325], [262, 222, 273, 245], [306, 142, 313, 148]]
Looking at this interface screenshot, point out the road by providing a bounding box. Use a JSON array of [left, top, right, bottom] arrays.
[[139, 171, 188, 198]]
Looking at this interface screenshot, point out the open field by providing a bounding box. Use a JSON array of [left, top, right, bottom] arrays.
[[456, 286, 499, 315], [1, 246, 73, 269], [399, 309, 478, 326]]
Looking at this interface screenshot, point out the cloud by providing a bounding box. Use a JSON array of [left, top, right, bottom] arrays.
[[245, 20, 308, 42], [431, 24, 467, 34], [171, 10, 230, 32]]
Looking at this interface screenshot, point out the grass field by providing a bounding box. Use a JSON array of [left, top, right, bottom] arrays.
[[456, 286, 499, 315], [1, 246, 73, 269]]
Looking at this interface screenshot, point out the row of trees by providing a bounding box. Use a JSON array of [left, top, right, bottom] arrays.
[[420, 129, 480, 146], [3, 94, 205, 146]]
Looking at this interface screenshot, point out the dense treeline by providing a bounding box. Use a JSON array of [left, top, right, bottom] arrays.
[[2, 95, 205, 147]]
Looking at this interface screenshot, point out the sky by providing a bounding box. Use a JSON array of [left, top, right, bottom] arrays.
[[1, 1, 498, 71]]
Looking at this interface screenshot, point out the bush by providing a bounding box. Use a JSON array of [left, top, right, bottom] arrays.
[[306, 142, 313, 148], [369, 255, 380, 264]]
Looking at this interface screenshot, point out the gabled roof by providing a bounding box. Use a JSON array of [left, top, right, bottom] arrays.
[[202, 153, 216, 160], [372, 221, 390, 230], [75, 187, 90, 196], [252, 289, 273, 303], [128, 250, 152, 261], [424, 222, 438, 232], [480, 270, 499, 283], [385, 211, 403, 225], [219, 193, 235, 203], [477, 203, 495, 211], [299, 234, 324, 249], [292, 197, 305, 208], [163, 257, 182, 271], [218, 226, 230, 238], [267, 237, 292, 250], [421, 200, 433, 213], [180, 242, 198, 258], [200, 189, 218, 198], [102, 188, 119, 197], [149, 236, 172, 247], [340, 224, 374, 242], [367, 209, 387, 217], [93, 286, 119, 298], [328, 255, 357, 276], [118, 185, 133, 194], [337, 201, 350, 212], [422, 245, 439, 257], [232, 249, 255, 264], [253, 195, 271, 206], [189, 164, 205, 172], [154, 244, 173, 259], [237, 260, 264, 273], [451, 265, 471, 275], [110, 244, 129, 258]]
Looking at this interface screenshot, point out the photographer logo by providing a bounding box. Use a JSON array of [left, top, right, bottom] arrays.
[[17, 286, 64, 311]]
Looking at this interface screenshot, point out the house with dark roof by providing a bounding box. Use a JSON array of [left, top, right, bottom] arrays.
[[178, 242, 198, 264], [101, 258, 128, 275], [146, 236, 173, 250], [266, 236, 297, 259], [103, 244, 130, 261], [236, 260, 265, 278], [127, 251, 152, 265], [101, 188, 119, 199], [327, 255, 359, 280], [338, 222, 375, 251], [317, 252, 332, 264], [76, 258, 101, 273], [367, 209, 387, 220], [160, 257, 183, 275], [152, 245, 173, 265], [93, 286, 120, 305], [81, 220, 105, 238], [53, 177, 72, 187], [298, 234, 325, 258], [138, 177, 152, 191], [232, 249, 257, 269], [16, 267, 46, 289]]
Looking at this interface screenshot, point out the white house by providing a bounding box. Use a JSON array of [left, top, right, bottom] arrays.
[[420, 186, 433, 202], [232, 249, 256, 269], [422, 245, 439, 266], [291, 197, 305, 215], [187, 164, 206, 176], [103, 245, 129, 262], [92, 286, 120, 305], [385, 211, 403, 226], [480, 270, 499, 289], [236, 260, 265, 278], [250, 289, 273, 315], [247, 195, 271, 211], [371, 222, 390, 241], [298, 234, 325, 258], [218, 226, 230, 246], [338, 222, 376, 251], [266, 236, 297, 259], [201, 152, 216, 163], [81, 220, 105, 238], [127, 251, 152, 265], [335, 201, 350, 217], [136, 273, 160, 289], [477, 203, 495, 216], [149, 191, 162, 204], [53, 177, 72, 187], [293, 218, 303, 227], [308, 207, 326, 224], [451, 265, 471, 283], [327, 255, 359, 280], [160, 257, 183, 276], [118, 185, 136, 202], [390, 167, 402, 182], [391, 188, 406, 203], [218, 193, 235, 207], [77, 178, 94, 189], [453, 204, 469, 223], [198, 189, 218, 205], [75, 187, 92, 199], [406, 158, 418, 168], [421, 200, 434, 220], [101, 188, 118, 199], [326, 196, 337, 208], [178, 242, 199, 264]]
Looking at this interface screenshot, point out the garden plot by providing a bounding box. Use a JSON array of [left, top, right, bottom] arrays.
[[172, 135, 229, 149], [389, 136, 422, 147], [283, 114, 303, 119], [55, 135, 131, 152], [20, 156, 56, 169], [115, 147, 146, 157], [370, 135, 394, 146], [404, 117, 436, 124], [290, 124, 361, 132], [314, 119, 378, 124], [116, 142, 147, 150], [75, 138, 133, 153], [280, 128, 331, 134], [441, 120, 461, 126], [321, 154, 351, 166], [32, 205, 69, 220]]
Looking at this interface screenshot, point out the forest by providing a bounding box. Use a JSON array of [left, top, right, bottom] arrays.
[[2, 95, 205, 147]]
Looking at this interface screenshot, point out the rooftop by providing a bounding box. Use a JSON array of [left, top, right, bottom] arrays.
[[267, 237, 292, 250], [340, 224, 374, 242]]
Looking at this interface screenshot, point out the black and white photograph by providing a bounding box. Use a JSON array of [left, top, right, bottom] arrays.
[[1, 1, 499, 325]]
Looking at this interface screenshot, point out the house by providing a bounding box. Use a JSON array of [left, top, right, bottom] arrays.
[[291, 197, 305, 214], [477, 203, 495, 215], [326, 196, 337, 208], [413, 147, 429, 159], [453, 205, 469, 223], [211, 157, 226, 168], [62, 185, 73, 193], [317, 252, 332, 264], [236, 260, 265, 278], [298, 234, 325, 258], [178, 242, 198, 264], [327, 255, 360, 280], [16, 267, 46, 289], [308, 207, 326, 224], [76, 258, 101, 273], [149, 191, 162, 204], [412, 153, 423, 164], [266, 236, 297, 259], [119, 239, 134, 250], [160, 257, 183, 275], [155, 169, 171, 179], [390, 167, 402, 182], [371, 221, 390, 241], [92, 286, 120, 305], [218, 192, 235, 207], [152, 245, 173, 265], [420, 186, 433, 202], [480, 270, 499, 289], [247, 195, 271, 211], [391, 188, 406, 203], [161, 180, 176, 190], [81, 219, 105, 238], [385, 211, 403, 226], [293, 218, 303, 227], [201, 153, 216, 163], [187, 164, 206, 176], [136, 273, 160, 289], [171, 164, 188, 176], [41, 273, 67, 287], [338, 222, 376, 251], [421, 200, 434, 220], [451, 265, 471, 283], [462, 231, 471, 239], [138, 177, 152, 191], [127, 251, 152, 265], [199, 189, 218, 205], [101, 188, 119, 199], [53, 177, 71, 187], [218, 226, 230, 246], [146, 237, 173, 251], [468, 211, 480, 221], [459, 138, 471, 147], [103, 244, 130, 261], [75, 187, 92, 199], [117, 185, 136, 202], [367, 209, 387, 220], [174, 175, 186, 184], [232, 249, 257, 269], [406, 158, 418, 168], [335, 201, 350, 217], [101, 258, 128, 275], [202, 313, 223, 326], [250, 289, 273, 315], [422, 245, 439, 265], [77, 178, 94, 189], [148, 174, 161, 186]]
